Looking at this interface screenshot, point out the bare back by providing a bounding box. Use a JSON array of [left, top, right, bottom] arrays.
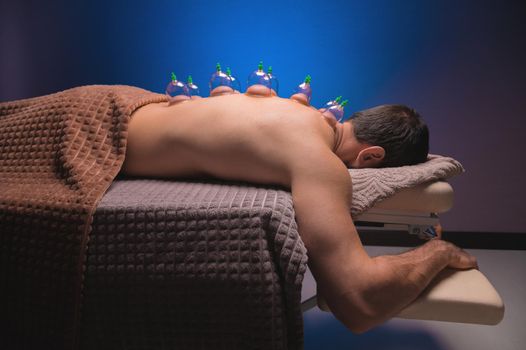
[[122, 93, 336, 187]]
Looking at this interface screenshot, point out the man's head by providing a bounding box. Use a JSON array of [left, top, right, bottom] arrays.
[[332, 104, 429, 168]]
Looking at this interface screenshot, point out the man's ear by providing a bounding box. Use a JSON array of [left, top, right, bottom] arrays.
[[356, 146, 385, 168]]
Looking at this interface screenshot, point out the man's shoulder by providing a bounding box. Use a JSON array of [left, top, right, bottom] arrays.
[[287, 145, 349, 183]]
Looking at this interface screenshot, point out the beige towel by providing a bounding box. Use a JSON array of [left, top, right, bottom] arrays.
[[349, 154, 464, 215]]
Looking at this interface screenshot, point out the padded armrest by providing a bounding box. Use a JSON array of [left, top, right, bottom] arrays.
[[317, 268, 505, 325], [397, 268, 504, 325]]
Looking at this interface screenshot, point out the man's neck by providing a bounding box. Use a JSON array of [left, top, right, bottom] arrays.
[[332, 122, 345, 153]]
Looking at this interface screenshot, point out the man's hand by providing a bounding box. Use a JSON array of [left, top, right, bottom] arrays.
[[434, 223, 443, 239], [434, 239, 478, 270]]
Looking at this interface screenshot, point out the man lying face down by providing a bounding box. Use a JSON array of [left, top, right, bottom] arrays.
[[122, 86, 477, 333]]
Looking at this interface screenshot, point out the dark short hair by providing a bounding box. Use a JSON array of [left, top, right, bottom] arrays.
[[349, 104, 429, 167]]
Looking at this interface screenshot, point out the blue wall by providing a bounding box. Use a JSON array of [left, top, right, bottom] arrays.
[[1, 0, 525, 233], [1, 0, 446, 108]]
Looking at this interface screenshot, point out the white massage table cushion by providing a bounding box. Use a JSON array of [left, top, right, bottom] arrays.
[[397, 268, 505, 325], [317, 268, 505, 325], [373, 180, 454, 214], [353, 181, 454, 238]]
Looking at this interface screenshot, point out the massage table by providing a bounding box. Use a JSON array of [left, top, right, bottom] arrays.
[[301, 181, 505, 326], [78, 156, 503, 349]]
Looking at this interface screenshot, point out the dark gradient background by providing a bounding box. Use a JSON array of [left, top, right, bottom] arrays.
[[1, 0, 525, 233]]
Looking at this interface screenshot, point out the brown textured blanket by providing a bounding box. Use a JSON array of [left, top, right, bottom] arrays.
[[0, 86, 167, 349]]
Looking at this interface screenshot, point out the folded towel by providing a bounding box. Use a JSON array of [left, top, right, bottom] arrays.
[[349, 154, 464, 215]]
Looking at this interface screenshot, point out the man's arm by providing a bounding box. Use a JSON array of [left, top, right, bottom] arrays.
[[290, 151, 477, 333]]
